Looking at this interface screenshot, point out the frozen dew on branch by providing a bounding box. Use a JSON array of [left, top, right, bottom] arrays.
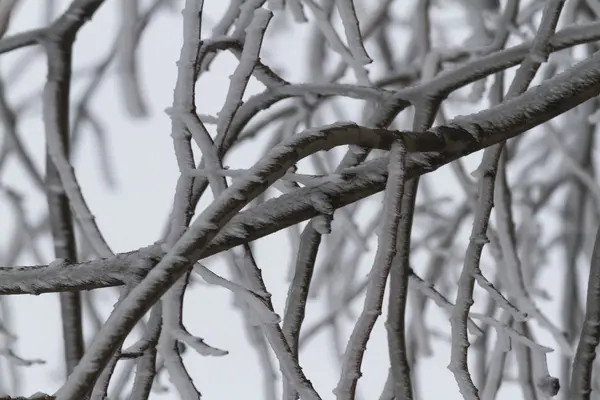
[[197, 113, 219, 124], [231, 190, 248, 200], [363, 168, 383, 182], [330, 121, 359, 132], [48, 258, 68, 268], [244, 173, 264, 184], [388, 160, 405, 174], [349, 144, 364, 155], [29, 393, 53, 400], [308, 191, 334, 215], [268, 144, 299, 161], [167, 254, 191, 266], [227, 221, 249, 239], [7, 0, 600, 398], [311, 214, 332, 235]]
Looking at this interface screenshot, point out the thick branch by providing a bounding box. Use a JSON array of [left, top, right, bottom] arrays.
[[6, 45, 600, 296]]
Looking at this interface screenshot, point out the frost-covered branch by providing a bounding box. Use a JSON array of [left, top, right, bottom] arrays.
[[6, 44, 600, 295], [335, 139, 407, 399], [570, 226, 600, 399]]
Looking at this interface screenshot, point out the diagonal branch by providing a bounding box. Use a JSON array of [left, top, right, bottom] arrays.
[[6, 45, 600, 299]]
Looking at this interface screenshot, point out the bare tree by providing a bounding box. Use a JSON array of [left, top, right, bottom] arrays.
[[4, 0, 600, 399]]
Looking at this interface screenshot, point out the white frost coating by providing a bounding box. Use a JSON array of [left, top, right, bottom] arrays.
[[48, 258, 68, 268], [409, 152, 437, 169], [169, 129, 188, 141], [329, 120, 357, 129], [349, 144, 363, 155], [232, 190, 248, 200], [306, 126, 327, 138], [197, 113, 218, 124], [160, 242, 172, 253], [312, 215, 332, 234], [469, 234, 490, 244], [245, 174, 263, 184], [169, 254, 190, 265], [460, 121, 484, 141], [364, 170, 382, 182], [30, 393, 51, 399], [327, 173, 346, 186], [269, 144, 295, 159], [309, 192, 333, 215], [387, 162, 405, 174], [228, 222, 248, 239], [207, 221, 220, 230], [530, 52, 547, 64]]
